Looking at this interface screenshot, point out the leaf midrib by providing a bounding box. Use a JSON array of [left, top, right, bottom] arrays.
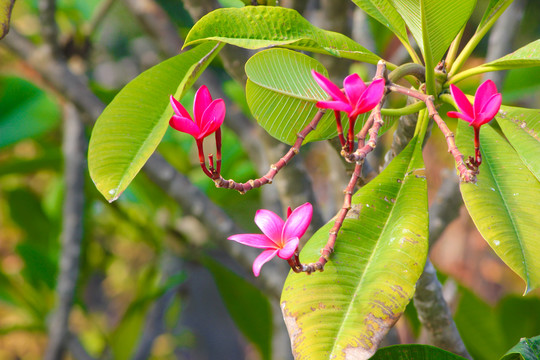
[[328, 145, 421, 357]]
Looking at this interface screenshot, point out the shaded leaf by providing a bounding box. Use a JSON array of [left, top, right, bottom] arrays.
[[371, 344, 467, 359], [456, 122, 540, 293], [185, 6, 381, 65], [501, 335, 540, 360], [0, 76, 61, 148], [281, 137, 428, 359], [203, 257, 272, 360], [497, 106, 540, 181], [88, 42, 222, 202]]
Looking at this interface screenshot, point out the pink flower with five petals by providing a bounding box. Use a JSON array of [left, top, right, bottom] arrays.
[[447, 80, 502, 129], [311, 70, 385, 118], [169, 85, 225, 140], [228, 203, 313, 277]]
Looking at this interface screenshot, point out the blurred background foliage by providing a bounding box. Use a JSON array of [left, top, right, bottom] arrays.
[[0, 0, 539, 359]]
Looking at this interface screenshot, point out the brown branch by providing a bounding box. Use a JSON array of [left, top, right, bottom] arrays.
[[388, 83, 477, 182], [212, 110, 324, 192]]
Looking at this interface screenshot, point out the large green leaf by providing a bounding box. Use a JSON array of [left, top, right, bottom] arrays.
[[245, 48, 396, 145], [184, 6, 381, 65], [371, 344, 467, 359], [497, 106, 540, 181], [483, 40, 540, 70], [350, 0, 408, 46], [501, 335, 540, 360], [389, 0, 475, 84], [456, 122, 540, 293], [203, 257, 272, 360], [88, 42, 222, 202], [0, 76, 61, 148], [281, 137, 428, 359]]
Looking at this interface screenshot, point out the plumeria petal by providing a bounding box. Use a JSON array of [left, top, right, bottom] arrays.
[[312, 70, 348, 103], [474, 93, 502, 126], [169, 115, 201, 138], [254, 209, 285, 245], [253, 249, 278, 277], [473, 79, 498, 116], [170, 96, 192, 119], [282, 203, 312, 242], [352, 78, 385, 117], [343, 73, 367, 105], [449, 84, 474, 118], [316, 100, 352, 114], [199, 99, 226, 138], [277, 237, 299, 260], [193, 85, 213, 127], [447, 111, 475, 124], [227, 233, 277, 249]]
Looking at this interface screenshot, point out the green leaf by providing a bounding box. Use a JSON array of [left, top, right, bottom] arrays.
[[0, 76, 61, 148], [88, 42, 222, 202], [203, 257, 272, 360], [245, 48, 396, 145], [371, 344, 467, 359], [281, 137, 428, 359], [0, 0, 15, 39], [477, 0, 514, 33], [501, 335, 540, 360], [184, 6, 381, 65], [497, 106, 540, 181], [390, 0, 475, 72], [456, 122, 540, 293], [483, 40, 540, 70], [350, 0, 409, 45]]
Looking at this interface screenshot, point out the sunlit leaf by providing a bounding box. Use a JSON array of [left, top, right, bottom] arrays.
[[245, 48, 396, 145], [390, 0, 475, 70], [371, 344, 467, 359], [456, 122, 540, 293], [477, 0, 514, 33], [88, 42, 222, 202], [497, 106, 540, 181], [0, 0, 15, 39], [483, 40, 540, 70], [281, 136, 428, 359], [350, 0, 408, 45], [184, 6, 381, 65]]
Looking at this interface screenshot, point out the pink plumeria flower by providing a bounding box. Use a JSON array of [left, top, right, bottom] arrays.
[[447, 80, 502, 129], [311, 70, 385, 118], [169, 85, 225, 140], [228, 203, 313, 277]]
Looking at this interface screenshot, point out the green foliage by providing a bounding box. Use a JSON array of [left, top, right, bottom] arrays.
[[0, 0, 14, 39], [203, 257, 273, 360], [371, 344, 467, 359], [88, 42, 222, 202], [281, 137, 428, 359], [501, 335, 540, 360], [477, 0, 514, 34], [497, 106, 540, 181], [484, 40, 540, 69], [184, 6, 381, 65], [456, 122, 540, 293], [0, 76, 61, 148]]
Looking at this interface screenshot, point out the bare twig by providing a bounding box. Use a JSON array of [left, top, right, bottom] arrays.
[[44, 103, 87, 360], [38, 0, 60, 56]]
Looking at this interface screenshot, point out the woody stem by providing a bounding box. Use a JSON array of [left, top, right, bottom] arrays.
[[212, 110, 325, 193]]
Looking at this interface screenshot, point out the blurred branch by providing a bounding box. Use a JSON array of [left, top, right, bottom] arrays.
[[86, 0, 117, 37], [1, 26, 285, 295], [67, 333, 97, 360], [44, 104, 87, 360], [483, 0, 526, 87], [38, 0, 60, 55]]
